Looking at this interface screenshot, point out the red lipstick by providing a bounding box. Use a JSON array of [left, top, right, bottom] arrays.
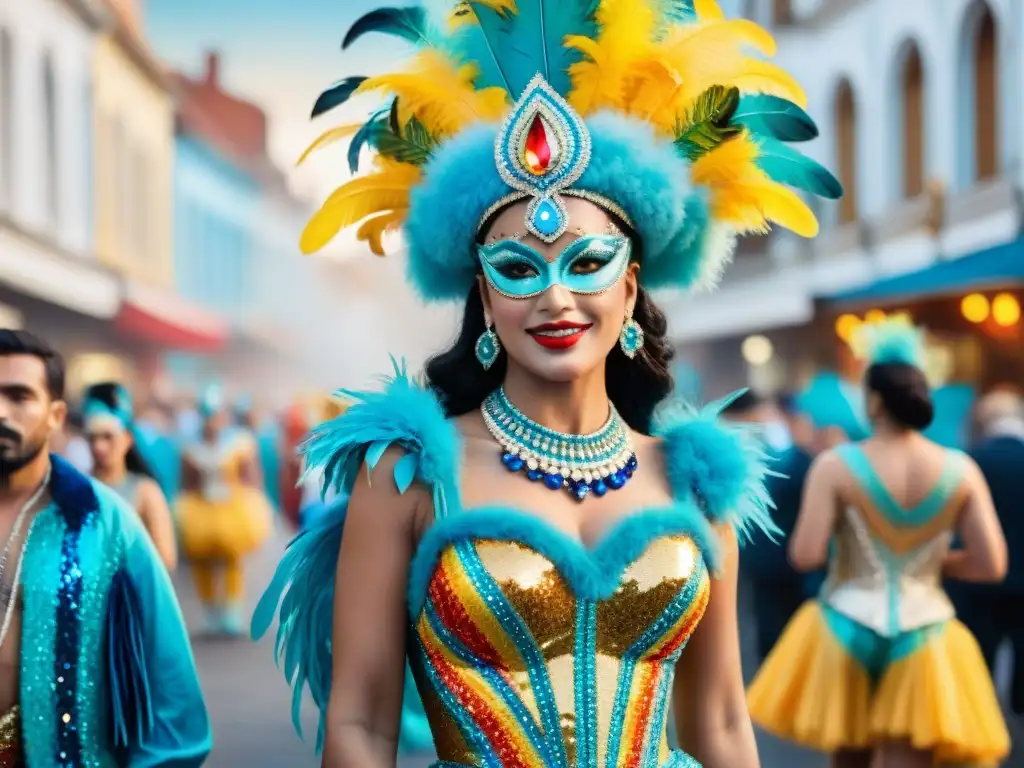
[[526, 321, 593, 350]]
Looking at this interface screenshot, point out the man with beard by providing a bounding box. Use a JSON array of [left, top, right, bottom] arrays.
[[0, 330, 211, 766]]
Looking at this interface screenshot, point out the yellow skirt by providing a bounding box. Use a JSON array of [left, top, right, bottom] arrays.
[[747, 601, 1010, 764], [176, 486, 272, 560]]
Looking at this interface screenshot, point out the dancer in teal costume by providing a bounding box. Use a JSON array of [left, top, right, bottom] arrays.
[[250, 0, 843, 764], [0, 329, 210, 766]]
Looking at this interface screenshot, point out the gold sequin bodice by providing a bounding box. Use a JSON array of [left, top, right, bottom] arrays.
[[408, 515, 710, 768], [0, 707, 21, 767]]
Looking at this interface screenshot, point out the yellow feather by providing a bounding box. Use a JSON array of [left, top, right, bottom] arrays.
[[663, 18, 776, 57], [694, 0, 724, 20], [747, 181, 819, 237], [729, 62, 807, 106], [567, 0, 659, 114], [692, 133, 818, 237], [356, 51, 508, 137], [356, 210, 406, 256], [295, 123, 361, 167], [300, 162, 421, 255]]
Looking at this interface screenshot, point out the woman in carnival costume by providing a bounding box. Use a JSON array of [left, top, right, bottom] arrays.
[[81, 381, 178, 570], [747, 317, 1010, 767], [177, 384, 272, 635], [254, 0, 842, 764]]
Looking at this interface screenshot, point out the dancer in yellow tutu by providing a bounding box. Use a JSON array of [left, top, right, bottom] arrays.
[[177, 384, 272, 635], [748, 317, 1011, 767]]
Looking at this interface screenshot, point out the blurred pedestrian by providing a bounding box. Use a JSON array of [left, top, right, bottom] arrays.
[[0, 329, 210, 764], [176, 384, 272, 635], [82, 382, 178, 570], [749, 318, 1009, 767], [952, 388, 1024, 716], [59, 407, 93, 474], [742, 391, 816, 663]]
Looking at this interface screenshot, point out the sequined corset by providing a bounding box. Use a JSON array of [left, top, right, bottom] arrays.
[[409, 517, 710, 768], [821, 445, 968, 637], [0, 707, 22, 767]]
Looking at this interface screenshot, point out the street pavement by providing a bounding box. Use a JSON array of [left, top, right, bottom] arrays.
[[174, 522, 1018, 767]]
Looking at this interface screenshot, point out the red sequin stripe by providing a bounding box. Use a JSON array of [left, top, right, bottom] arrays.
[[623, 664, 660, 768], [649, 578, 711, 663], [428, 566, 504, 666], [421, 631, 541, 768]]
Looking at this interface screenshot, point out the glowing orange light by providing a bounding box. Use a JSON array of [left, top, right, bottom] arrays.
[[864, 309, 887, 324], [961, 293, 990, 324], [992, 293, 1021, 327], [835, 314, 861, 342]]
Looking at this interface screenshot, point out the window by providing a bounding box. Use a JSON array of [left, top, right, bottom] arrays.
[[973, 5, 998, 181], [82, 77, 94, 245], [958, 1, 999, 186], [42, 51, 58, 224], [0, 29, 13, 205], [773, 0, 792, 25], [898, 42, 925, 199], [834, 78, 858, 224], [112, 118, 131, 256], [133, 147, 148, 271]]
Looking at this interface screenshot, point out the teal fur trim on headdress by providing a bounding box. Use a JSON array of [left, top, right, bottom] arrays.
[[854, 317, 928, 369], [406, 112, 711, 301], [83, 396, 131, 430]]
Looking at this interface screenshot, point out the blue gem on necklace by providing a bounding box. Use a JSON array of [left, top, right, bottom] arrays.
[[483, 388, 637, 502]]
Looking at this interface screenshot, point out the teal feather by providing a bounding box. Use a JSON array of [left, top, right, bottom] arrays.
[[655, 392, 781, 545], [464, 0, 599, 97], [107, 567, 155, 749], [658, 0, 697, 23], [343, 6, 437, 49], [310, 76, 368, 118], [347, 106, 391, 174], [731, 95, 818, 142], [251, 359, 458, 755], [753, 136, 843, 199]]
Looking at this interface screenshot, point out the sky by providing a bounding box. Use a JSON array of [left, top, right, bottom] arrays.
[[146, 0, 417, 202]]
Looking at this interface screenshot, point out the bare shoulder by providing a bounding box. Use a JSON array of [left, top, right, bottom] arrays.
[[809, 447, 847, 479], [348, 445, 431, 534], [136, 476, 164, 504]]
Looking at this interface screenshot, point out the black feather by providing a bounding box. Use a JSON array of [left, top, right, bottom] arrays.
[[342, 7, 431, 50], [311, 76, 368, 118]]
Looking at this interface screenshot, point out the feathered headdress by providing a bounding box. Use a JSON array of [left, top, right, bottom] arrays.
[[300, 0, 841, 301], [851, 315, 928, 369]]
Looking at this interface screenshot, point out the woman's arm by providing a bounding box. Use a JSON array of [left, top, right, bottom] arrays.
[[322, 448, 426, 768], [788, 451, 842, 572], [136, 478, 178, 571], [673, 528, 759, 768], [943, 457, 1007, 583]]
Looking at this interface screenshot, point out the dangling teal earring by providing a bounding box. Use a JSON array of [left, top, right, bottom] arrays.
[[476, 319, 501, 369], [619, 309, 644, 359]]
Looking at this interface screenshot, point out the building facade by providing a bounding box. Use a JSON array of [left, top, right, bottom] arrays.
[[670, 0, 1024, 396], [0, 0, 129, 393]]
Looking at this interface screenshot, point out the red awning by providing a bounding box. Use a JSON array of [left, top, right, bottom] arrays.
[[115, 281, 229, 353]]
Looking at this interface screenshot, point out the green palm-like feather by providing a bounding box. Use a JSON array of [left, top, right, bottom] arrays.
[[342, 7, 436, 49], [673, 85, 742, 161], [754, 137, 843, 199], [371, 115, 439, 166], [730, 95, 818, 142]]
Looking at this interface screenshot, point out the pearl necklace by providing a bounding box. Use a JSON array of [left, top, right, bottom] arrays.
[[481, 388, 638, 501]]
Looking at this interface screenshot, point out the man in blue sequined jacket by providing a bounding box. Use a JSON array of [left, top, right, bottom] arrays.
[[0, 329, 211, 767]]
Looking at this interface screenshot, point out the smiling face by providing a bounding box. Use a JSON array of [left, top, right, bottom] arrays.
[[478, 197, 639, 383]]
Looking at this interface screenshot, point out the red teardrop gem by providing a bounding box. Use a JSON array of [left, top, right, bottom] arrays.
[[523, 114, 552, 175]]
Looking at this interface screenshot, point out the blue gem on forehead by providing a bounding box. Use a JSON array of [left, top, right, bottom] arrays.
[[532, 198, 562, 237]]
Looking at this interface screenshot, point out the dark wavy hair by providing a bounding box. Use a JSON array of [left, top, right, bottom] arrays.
[[424, 283, 675, 434], [82, 382, 156, 478], [865, 363, 934, 431]]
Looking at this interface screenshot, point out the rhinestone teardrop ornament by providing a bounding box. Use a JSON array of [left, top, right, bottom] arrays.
[[522, 114, 559, 175]]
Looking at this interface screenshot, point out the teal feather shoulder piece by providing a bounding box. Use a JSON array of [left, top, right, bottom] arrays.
[[655, 391, 779, 544], [250, 360, 457, 754]]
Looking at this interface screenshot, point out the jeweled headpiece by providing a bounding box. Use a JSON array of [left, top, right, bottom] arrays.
[[299, 0, 842, 300]]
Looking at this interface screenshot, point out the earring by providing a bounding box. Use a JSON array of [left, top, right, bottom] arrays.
[[619, 309, 644, 359], [475, 322, 501, 369]]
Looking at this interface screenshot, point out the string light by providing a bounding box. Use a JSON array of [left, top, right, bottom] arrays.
[[741, 335, 774, 366], [835, 314, 861, 342], [961, 293, 990, 323], [992, 293, 1021, 327]]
